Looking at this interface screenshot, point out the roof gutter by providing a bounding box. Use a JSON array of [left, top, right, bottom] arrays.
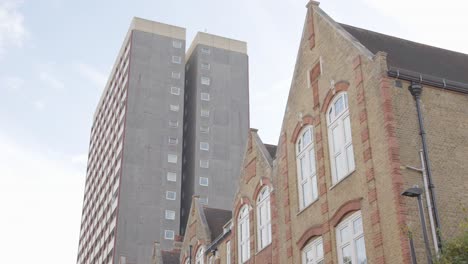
[[388, 67, 468, 94], [205, 230, 231, 255]]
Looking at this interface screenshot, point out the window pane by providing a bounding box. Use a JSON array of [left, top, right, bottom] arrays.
[[342, 245, 352, 264], [346, 145, 355, 172], [311, 175, 318, 200], [167, 172, 176, 182], [343, 116, 352, 144], [334, 96, 344, 116], [332, 126, 341, 154], [340, 226, 350, 243], [300, 157, 307, 180], [355, 236, 367, 264], [303, 129, 311, 147], [353, 217, 363, 235], [302, 181, 312, 206], [335, 153, 345, 180], [308, 148, 316, 175], [316, 241, 324, 258]]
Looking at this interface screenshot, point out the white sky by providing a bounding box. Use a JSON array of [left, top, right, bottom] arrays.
[[0, 0, 467, 263]]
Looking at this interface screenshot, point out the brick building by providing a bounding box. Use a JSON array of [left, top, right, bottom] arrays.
[[155, 1, 468, 263]]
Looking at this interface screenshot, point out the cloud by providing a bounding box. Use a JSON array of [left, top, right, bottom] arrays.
[[0, 0, 28, 56], [33, 100, 45, 110], [75, 63, 107, 88], [39, 71, 65, 90], [2, 76, 24, 90], [0, 134, 84, 263]]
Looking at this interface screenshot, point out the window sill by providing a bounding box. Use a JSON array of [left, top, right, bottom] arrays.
[[296, 198, 319, 216], [255, 243, 272, 255], [329, 170, 356, 191]]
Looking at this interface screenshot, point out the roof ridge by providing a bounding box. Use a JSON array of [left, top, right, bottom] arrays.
[[338, 23, 468, 57]]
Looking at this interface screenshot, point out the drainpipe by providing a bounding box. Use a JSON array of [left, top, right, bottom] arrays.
[[189, 245, 192, 264], [408, 82, 443, 252], [419, 150, 439, 255]]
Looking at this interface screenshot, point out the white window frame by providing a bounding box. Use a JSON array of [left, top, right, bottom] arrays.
[[201, 92, 210, 101], [165, 210, 175, 220], [196, 247, 204, 264], [200, 142, 209, 151], [327, 92, 355, 184], [296, 126, 318, 209], [201, 62, 211, 70], [167, 172, 177, 182], [201, 47, 211, 54], [200, 160, 209, 168], [336, 211, 367, 264], [164, 230, 175, 240], [201, 109, 210, 117], [226, 240, 231, 264], [172, 40, 182, 49], [171, 87, 180, 95], [166, 191, 176, 200], [199, 177, 209, 186], [168, 154, 178, 164], [172, 56, 182, 64], [238, 205, 250, 263], [170, 104, 180, 112], [200, 126, 210, 133], [169, 120, 179, 128], [201, 76, 211, 85], [199, 196, 208, 205], [168, 137, 178, 145], [302, 237, 324, 264], [171, 72, 181, 79], [256, 186, 272, 250]]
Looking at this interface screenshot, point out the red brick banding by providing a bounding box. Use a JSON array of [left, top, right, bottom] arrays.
[[252, 177, 273, 201], [320, 81, 350, 113], [296, 225, 323, 250], [307, 8, 316, 50], [244, 158, 257, 183], [290, 115, 317, 143], [379, 76, 410, 263], [330, 198, 362, 227]]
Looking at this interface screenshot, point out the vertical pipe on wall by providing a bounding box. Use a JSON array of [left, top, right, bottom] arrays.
[[408, 82, 443, 252], [419, 149, 439, 255]]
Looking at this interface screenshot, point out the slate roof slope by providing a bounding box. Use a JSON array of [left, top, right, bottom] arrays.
[[203, 207, 232, 240], [264, 144, 278, 159], [340, 23, 468, 85], [161, 251, 179, 264]]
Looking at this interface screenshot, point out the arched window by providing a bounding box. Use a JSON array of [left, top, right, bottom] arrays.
[[336, 211, 367, 264], [327, 92, 355, 183], [256, 186, 271, 250], [296, 126, 318, 209], [195, 247, 204, 264], [238, 205, 250, 263], [302, 237, 324, 264]]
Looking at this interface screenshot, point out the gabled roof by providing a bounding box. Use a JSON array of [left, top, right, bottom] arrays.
[[264, 144, 277, 159], [340, 23, 468, 85], [202, 207, 232, 240]]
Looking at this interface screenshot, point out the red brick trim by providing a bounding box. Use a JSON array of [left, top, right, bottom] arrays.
[[252, 177, 273, 201], [296, 225, 323, 250], [290, 115, 317, 143], [233, 196, 252, 221], [244, 158, 257, 183], [320, 81, 350, 113], [307, 8, 316, 50], [330, 198, 362, 227], [379, 75, 410, 263]]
